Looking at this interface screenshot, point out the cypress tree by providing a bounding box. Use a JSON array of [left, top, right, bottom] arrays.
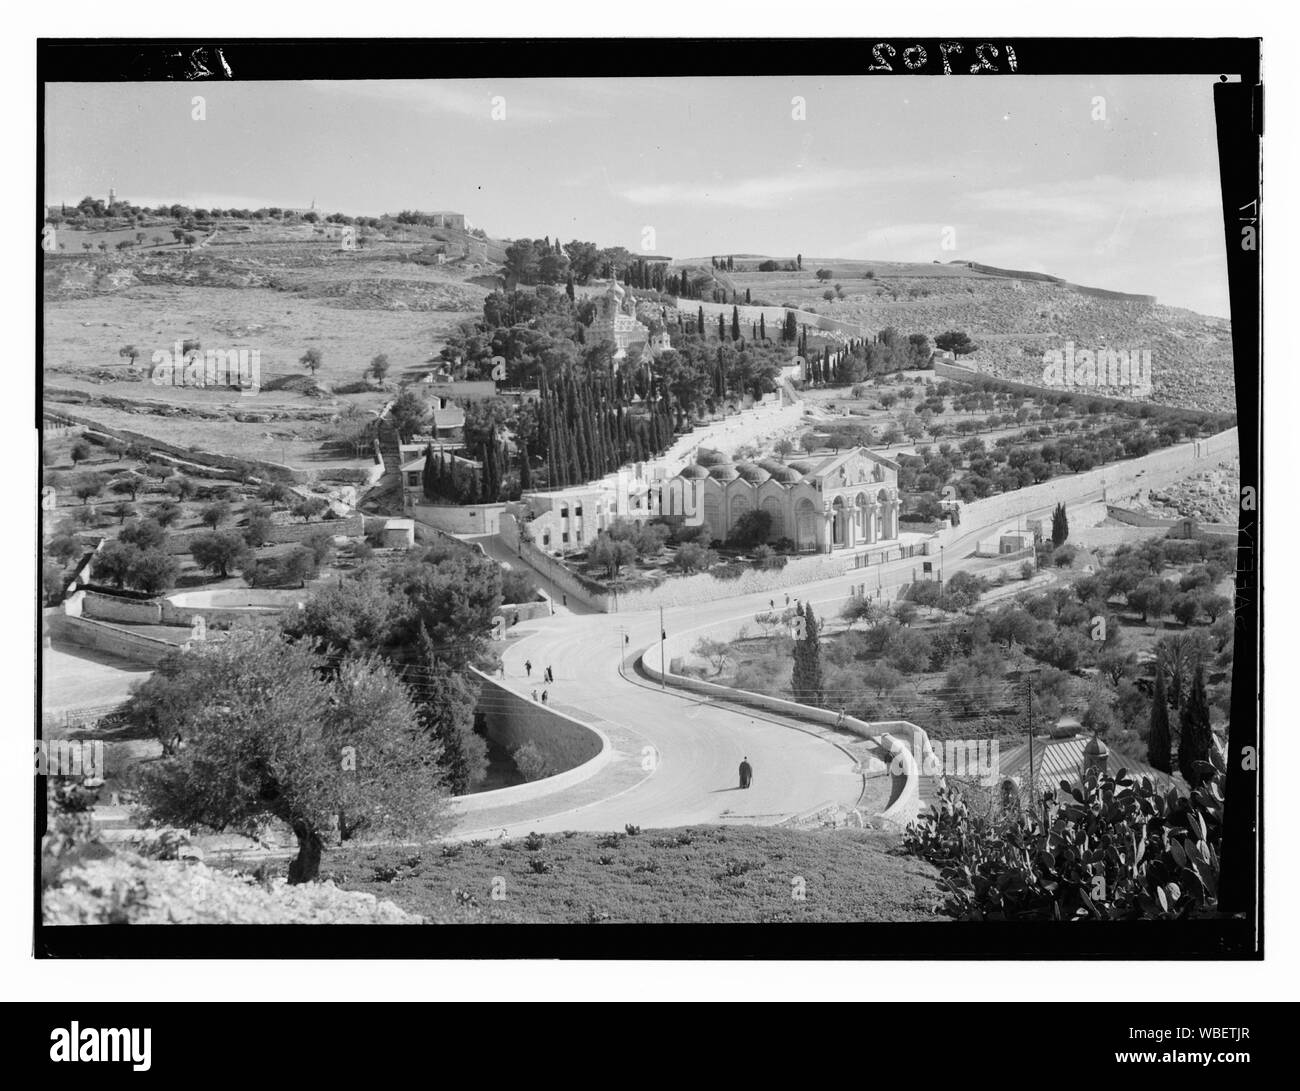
[[731, 306, 741, 341], [697, 305, 705, 334], [791, 603, 824, 706], [422, 444, 437, 502], [718, 313, 726, 341], [1147, 669, 1172, 773], [1051, 502, 1069, 546], [1178, 665, 1213, 785], [519, 439, 531, 491], [760, 313, 766, 340]]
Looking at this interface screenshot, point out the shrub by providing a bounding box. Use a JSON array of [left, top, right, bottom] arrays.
[[903, 750, 1226, 921], [513, 744, 551, 783], [673, 542, 716, 574], [710, 562, 748, 581]]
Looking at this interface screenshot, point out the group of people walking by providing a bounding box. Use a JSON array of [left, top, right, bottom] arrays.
[[524, 659, 555, 704]]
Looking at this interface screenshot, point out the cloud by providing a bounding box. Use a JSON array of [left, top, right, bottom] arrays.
[[964, 174, 1223, 223], [310, 80, 599, 123], [622, 168, 890, 211]]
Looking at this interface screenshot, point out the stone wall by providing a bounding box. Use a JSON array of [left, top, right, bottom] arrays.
[[81, 590, 163, 625], [473, 673, 605, 778], [44, 409, 304, 484], [48, 608, 178, 666], [160, 589, 308, 626], [608, 541, 930, 613], [933, 428, 1239, 553]]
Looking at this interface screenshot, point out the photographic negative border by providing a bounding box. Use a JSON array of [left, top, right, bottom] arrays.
[[34, 36, 1262, 960]]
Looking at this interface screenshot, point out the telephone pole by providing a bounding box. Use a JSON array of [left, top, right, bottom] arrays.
[[659, 606, 666, 689]]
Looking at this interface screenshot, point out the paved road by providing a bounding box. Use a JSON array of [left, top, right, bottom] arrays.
[[452, 494, 1072, 838], [454, 608, 866, 838]]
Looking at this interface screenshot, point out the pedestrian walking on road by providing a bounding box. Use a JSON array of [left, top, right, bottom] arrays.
[[541, 689, 549, 705], [739, 756, 753, 790], [769, 599, 775, 610], [784, 593, 790, 606], [562, 593, 568, 607], [545, 665, 554, 684], [499, 664, 506, 679], [531, 689, 538, 702], [525, 660, 532, 678], [836, 707, 846, 728]]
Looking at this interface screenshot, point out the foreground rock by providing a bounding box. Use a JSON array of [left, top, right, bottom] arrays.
[[44, 851, 423, 925]]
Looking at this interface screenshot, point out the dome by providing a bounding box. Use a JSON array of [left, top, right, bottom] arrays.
[[765, 464, 802, 484], [786, 460, 815, 475], [605, 279, 625, 299], [1083, 734, 1110, 758], [734, 462, 771, 484], [678, 463, 709, 480], [695, 448, 728, 467], [707, 462, 739, 481]]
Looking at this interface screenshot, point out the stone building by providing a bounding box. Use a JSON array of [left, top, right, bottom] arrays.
[[662, 446, 903, 553], [588, 279, 671, 363]]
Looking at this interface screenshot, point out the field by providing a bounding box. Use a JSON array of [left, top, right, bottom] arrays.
[[43, 218, 502, 471], [327, 825, 944, 923]]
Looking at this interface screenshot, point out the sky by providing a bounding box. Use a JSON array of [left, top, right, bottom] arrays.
[[45, 75, 1231, 315]]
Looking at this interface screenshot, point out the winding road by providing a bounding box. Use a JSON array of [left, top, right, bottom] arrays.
[[451, 502, 1067, 839]]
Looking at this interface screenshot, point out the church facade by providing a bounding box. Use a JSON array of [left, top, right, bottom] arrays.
[[663, 447, 902, 554]]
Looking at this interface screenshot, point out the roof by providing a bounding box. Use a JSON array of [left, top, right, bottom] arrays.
[[431, 406, 465, 430], [384, 519, 414, 531], [998, 735, 1175, 791]]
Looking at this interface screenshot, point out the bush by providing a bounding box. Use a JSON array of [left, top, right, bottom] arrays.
[[512, 743, 552, 783], [500, 568, 538, 604], [903, 748, 1226, 921], [673, 542, 716, 574], [1053, 544, 1078, 568], [710, 562, 748, 581]]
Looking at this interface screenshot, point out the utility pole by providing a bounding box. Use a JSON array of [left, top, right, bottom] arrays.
[[1025, 675, 1035, 808], [659, 606, 667, 689]]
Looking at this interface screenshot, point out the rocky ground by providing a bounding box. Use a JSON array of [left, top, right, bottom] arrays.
[[1112, 457, 1240, 524], [44, 850, 423, 925]]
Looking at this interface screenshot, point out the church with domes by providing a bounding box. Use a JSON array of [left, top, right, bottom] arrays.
[[589, 279, 671, 364], [662, 446, 903, 554]]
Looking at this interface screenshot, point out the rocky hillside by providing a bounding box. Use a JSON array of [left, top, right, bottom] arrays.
[[815, 276, 1234, 413], [1112, 456, 1240, 524]]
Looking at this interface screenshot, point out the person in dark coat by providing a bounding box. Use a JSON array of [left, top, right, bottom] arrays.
[[739, 757, 753, 789]]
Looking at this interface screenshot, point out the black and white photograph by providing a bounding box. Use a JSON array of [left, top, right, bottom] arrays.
[[14, 16, 1280, 1027]]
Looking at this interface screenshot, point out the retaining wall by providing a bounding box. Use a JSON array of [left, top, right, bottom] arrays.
[[43, 409, 305, 484], [444, 670, 612, 816], [81, 590, 163, 625], [48, 606, 179, 666], [161, 588, 308, 625], [933, 428, 1239, 552]]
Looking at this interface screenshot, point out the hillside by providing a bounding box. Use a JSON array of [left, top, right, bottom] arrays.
[[684, 257, 1234, 413]]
